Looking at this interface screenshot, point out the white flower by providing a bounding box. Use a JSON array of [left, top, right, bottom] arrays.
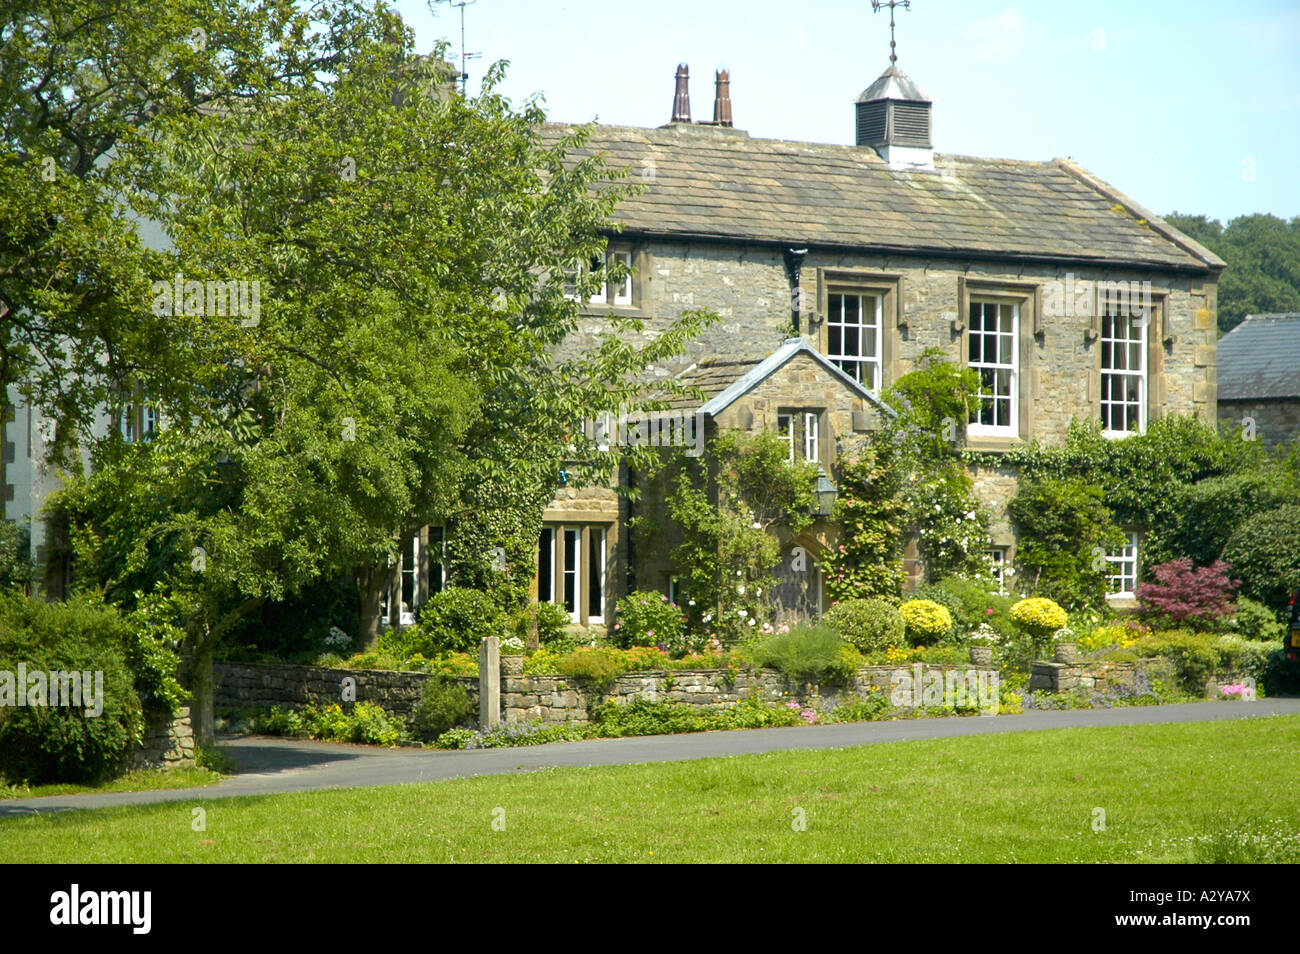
[[752, 521, 761, 530], [748, 618, 756, 627], [688, 599, 696, 606], [737, 609, 748, 618], [737, 585, 746, 595]]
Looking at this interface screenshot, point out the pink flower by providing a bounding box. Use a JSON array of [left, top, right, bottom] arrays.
[[786, 701, 801, 711], [986, 608, 994, 616]]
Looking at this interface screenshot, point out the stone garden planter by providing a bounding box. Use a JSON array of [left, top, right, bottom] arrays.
[[1053, 643, 1078, 664], [501, 655, 524, 676], [969, 646, 994, 666]]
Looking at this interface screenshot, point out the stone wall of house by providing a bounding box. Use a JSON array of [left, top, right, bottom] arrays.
[[131, 706, 196, 768], [1217, 398, 1300, 449], [214, 660, 999, 728], [559, 239, 1218, 522]]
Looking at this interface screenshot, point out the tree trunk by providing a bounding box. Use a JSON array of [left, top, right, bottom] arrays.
[[357, 564, 386, 650], [190, 623, 217, 748]]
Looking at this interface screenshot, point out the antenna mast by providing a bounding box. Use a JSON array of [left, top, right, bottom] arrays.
[[435, 0, 481, 94]]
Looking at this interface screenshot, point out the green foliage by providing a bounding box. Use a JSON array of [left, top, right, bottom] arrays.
[[1220, 597, 1285, 642], [0, 522, 33, 591], [1107, 630, 1275, 696], [413, 677, 476, 742], [981, 415, 1265, 577], [898, 599, 954, 645], [1171, 468, 1298, 567], [0, 593, 146, 784], [883, 350, 992, 580], [534, 602, 571, 645], [1164, 213, 1300, 334], [1261, 650, 1300, 697], [1222, 505, 1300, 612], [591, 696, 804, 737], [826, 692, 893, 723], [823, 598, 905, 654], [822, 443, 907, 600], [524, 645, 668, 687], [383, 587, 504, 658], [251, 702, 410, 746], [660, 430, 818, 642], [917, 576, 1015, 641], [612, 590, 689, 652], [1007, 476, 1124, 610], [740, 625, 861, 686]]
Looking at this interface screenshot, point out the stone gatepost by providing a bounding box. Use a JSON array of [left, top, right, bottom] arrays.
[[479, 636, 501, 729]]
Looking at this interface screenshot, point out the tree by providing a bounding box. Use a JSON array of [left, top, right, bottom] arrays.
[[1165, 213, 1300, 335], [52, 21, 712, 743], [1, 0, 400, 442], [1006, 476, 1125, 611], [1135, 558, 1238, 631]]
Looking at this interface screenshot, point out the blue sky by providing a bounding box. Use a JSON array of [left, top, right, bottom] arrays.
[[390, 0, 1300, 224]]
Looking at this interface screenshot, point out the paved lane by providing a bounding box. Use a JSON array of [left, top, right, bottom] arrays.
[[3, 698, 1297, 817]]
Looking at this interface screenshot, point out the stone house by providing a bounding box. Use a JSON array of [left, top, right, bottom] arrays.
[[384, 59, 1227, 631], [1216, 313, 1300, 449]]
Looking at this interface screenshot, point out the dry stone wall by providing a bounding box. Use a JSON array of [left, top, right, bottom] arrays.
[[215, 660, 999, 727]]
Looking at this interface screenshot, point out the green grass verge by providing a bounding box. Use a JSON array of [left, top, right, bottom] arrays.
[[1, 716, 1297, 863], [1, 765, 222, 800]]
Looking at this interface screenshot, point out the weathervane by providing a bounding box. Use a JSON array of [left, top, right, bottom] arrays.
[[871, 0, 911, 64]]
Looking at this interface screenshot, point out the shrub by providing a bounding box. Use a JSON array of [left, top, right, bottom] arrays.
[[1108, 631, 1225, 696], [1220, 596, 1284, 642], [1222, 504, 1300, 612], [529, 645, 669, 686], [382, 586, 504, 658], [741, 625, 862, 685], [413, 676, 476, 742], [1006, 476, 1124, 610], [1010, 597, 1068, 656], [917, 576, 1015, 640], [0, 593, 156, 785], [827, 691, 893, 723], [824, 598, 905, 654], [1261, 649, 1300, 697], [252, 702, 409, 746], [1135, 559, 1238, 630], [898, 599, 953, 645], [1078, 621, 1149, 653], [1171, 469, 1298, 567], [535, 601, 571, 644], [613, 590, 688, 653]]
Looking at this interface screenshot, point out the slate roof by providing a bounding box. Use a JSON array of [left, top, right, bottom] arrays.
[[665, 338, 896, 417], [1217, 314, 1300, 401], [540, 122, 1224, 272]]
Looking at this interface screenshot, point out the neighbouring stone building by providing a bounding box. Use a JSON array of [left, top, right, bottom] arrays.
[[378, 57, 1226, 632], [1216, 313, 1300, 449]]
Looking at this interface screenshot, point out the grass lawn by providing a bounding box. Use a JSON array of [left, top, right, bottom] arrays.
[[1, 765, 222, 801], [2, 716, 1298, 863]]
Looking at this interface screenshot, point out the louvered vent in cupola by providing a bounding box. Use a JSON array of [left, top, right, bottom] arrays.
[[854, 63, 934, 170]]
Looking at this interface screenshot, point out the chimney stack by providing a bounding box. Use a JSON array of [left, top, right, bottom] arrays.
[[671, 63, 691, 123], [712, 69, 733, 127]]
